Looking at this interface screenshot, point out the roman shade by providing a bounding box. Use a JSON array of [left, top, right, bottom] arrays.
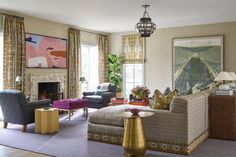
[[121, 34, 145, 64]]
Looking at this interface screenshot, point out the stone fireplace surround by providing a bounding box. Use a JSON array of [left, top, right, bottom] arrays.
[[26, 72, 67, 101]]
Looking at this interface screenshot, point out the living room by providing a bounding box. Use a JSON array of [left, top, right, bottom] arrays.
[[0, 0, 236, 157]]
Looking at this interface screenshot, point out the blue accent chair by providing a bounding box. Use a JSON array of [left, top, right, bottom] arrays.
[[83, 83, 117, 109], [0, 90, 51, 132]]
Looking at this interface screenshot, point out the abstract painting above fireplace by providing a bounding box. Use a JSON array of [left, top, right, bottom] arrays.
[[25, 33, 67, 68]]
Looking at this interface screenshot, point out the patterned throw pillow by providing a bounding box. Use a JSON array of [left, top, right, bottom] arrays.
[[151, 89, 178, 110]]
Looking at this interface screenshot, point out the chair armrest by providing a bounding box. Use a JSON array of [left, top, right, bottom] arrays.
[[26, 99, 51, 108], [83, 92, 96, 96], [101, 92, 115, 103], [101, 92, 115, 99]]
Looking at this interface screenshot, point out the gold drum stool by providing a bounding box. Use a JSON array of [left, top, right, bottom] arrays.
[[35, 108, 59, 134], [119, 111, 154, 157]]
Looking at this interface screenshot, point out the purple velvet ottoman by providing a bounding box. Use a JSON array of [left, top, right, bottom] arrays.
[[53, 99, 88, 121]]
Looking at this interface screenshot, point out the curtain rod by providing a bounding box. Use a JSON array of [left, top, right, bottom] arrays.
[[70, 27, 108, 37], [0, 13, 106, 36], [0, 12, 24, 19], [81, 30, 108, 37]]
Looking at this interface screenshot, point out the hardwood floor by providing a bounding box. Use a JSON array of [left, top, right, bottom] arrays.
[[0, 145, 53, 157]]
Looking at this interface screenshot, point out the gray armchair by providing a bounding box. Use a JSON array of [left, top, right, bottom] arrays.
[[83, 83, 117, 109], [0, 90, 51, 132]]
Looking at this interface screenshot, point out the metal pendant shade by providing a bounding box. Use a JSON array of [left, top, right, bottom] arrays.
[[136, 5, 156, 37]]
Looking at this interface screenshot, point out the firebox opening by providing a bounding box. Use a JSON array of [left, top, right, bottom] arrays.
[[38, 82, 63, 101]]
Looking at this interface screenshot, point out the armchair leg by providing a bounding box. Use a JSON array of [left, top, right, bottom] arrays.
[[22, 125, 27, 132], [3, 122, 7, 129]]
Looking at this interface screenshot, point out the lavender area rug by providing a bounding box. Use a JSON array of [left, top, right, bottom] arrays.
[[0, 110, 236, 157]]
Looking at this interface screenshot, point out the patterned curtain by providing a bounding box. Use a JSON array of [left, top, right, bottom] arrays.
[[68, 28, 80, 98], [121, 34, 144, 64], [98, 35, 109, 83], [3, 15, 25, 91]]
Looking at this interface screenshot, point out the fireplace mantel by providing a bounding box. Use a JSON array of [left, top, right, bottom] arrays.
[[26, 73, 66, 101]]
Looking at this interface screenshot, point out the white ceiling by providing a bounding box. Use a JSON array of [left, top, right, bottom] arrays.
[[0, 0, 236, 33]]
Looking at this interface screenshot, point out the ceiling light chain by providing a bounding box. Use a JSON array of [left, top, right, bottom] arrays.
[[136, 4, 156, 37]]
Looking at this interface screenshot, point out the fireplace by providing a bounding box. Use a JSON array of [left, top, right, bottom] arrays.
[[38, 82, 63, 101], [27, 73, 66, 101]]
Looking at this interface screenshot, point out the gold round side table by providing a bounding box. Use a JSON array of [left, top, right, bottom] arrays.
[[118, 111, 154, 157]]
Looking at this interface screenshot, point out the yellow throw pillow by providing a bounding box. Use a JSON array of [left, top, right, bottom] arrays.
[[152, 89, 178, 110]]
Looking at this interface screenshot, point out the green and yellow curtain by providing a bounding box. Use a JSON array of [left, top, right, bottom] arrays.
[[68, 28, 80, 98], [98, 35, 109, 83], [121, 34, 144, 64], [3, 15, 25, 91]]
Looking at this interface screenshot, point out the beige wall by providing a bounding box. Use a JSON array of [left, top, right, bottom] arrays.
[[110, 22, 236, 94], [23, 15, 69, 97], [1, 10, 107, 97]]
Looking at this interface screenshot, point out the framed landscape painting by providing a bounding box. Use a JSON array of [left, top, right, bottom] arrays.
[[25, 33, 67, 68], [173, 36, 223, 95]]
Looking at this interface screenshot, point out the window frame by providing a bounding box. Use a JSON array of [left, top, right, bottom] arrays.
[[80, 44, 99, 92], [123, 63, 145, 97]]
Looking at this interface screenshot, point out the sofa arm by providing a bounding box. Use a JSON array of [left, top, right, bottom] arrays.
[[26, 99, 51, 108], [83, 92, 96, 96], [143, 110, 188, 144]]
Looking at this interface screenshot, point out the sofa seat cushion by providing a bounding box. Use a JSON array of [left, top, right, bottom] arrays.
[[89, 105, 150, 127], [85, 95, 103, 103]]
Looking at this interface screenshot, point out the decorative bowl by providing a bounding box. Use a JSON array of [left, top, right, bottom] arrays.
[[43, 107, 51, 110], [130, 108, 140, 115]]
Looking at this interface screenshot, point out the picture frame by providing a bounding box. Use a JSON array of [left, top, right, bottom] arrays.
[[25, 33, 67, 69], [172, 35, 224, 95]]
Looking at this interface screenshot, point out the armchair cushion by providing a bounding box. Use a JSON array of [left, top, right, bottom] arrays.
[[27, 99, 51, 108]]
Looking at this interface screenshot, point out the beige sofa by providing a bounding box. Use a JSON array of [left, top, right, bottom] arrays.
[[88, 89, 215, 155]]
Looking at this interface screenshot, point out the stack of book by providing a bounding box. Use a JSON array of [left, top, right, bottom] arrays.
[[111, 98, 128, 105], [232, 88, 236, 93], [215, 89, 233, 96]]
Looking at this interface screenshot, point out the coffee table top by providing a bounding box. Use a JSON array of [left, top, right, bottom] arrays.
[[116, 111, 154, 118]]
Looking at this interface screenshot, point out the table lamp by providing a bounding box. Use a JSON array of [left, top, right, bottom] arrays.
[[228, 72, 236, 88], [15, 76, 23, 83], [79, 77, 86, 83], [15, 76, 23, 91], [214, 71, 233, 90]]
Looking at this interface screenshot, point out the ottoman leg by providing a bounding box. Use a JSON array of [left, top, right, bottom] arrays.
[[68, 110, 71, 122], [85, 107, 88, 119], [3, 122, 8, 129]]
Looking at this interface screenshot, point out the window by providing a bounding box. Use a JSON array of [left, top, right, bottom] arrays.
[[0, 32, 3, 90], [81, 44, 98, 92], [124, 64, 144, 97]]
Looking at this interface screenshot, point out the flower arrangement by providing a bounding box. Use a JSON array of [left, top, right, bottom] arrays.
[[131, 86, 150, 99]]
